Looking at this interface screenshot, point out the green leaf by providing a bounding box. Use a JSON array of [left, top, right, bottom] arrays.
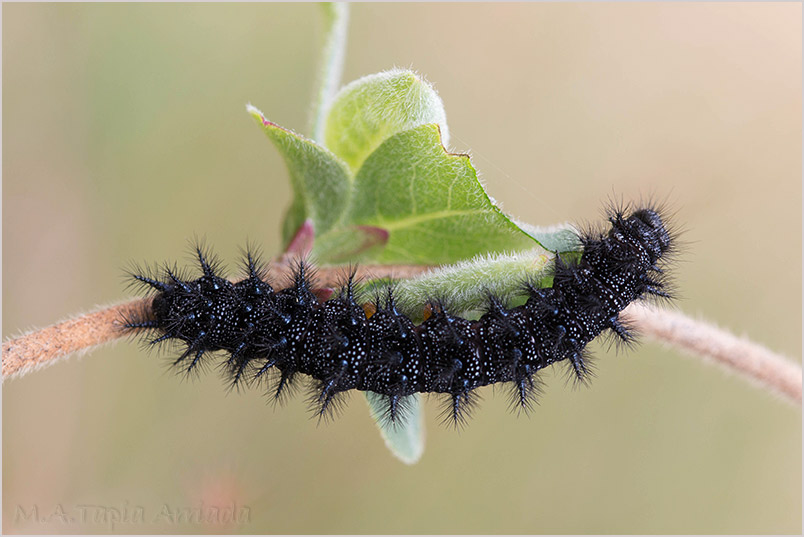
[[327, 123, 537, 264], [324, 69, 449, 173], [248, 104, 352, 241], [365, 392, 424, 465]]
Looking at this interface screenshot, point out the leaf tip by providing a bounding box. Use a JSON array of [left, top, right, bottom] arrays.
[[246, 102, 263, 119], [246, 103, 276, 128]]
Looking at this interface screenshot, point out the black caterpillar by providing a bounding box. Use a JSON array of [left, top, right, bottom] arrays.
[[125, 204, 675, 427]]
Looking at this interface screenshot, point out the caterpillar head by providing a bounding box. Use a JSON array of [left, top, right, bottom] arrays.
[[608, 207, 672, 266], [629, 208, 672, 262]]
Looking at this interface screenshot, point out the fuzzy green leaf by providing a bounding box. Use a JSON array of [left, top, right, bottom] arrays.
[[331, 123, 538, 264], [247, 104, 352, 241], [365, 392, 424, 465], [323, 69, 449, 173]]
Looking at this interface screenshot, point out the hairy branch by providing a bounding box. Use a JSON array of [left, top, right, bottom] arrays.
[[622, 302, 801, 404], [3, 264, 801, 408], [3, 301, 148, 381]]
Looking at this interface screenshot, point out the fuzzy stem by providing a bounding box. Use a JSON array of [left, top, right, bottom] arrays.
[[393, 250, 554, 317], [310, 3, 349, 143], [2, 301, 150, 381], [621, 302, 801, 404]]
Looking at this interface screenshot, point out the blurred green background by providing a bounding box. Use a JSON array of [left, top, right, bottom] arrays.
[[3, 3, 801, 534]]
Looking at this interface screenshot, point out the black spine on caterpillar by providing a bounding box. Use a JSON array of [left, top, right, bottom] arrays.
[[125, 205, 676, 427]]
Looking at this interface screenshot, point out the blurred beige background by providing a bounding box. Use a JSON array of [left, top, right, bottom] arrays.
[[3, 3, 800, 534]]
